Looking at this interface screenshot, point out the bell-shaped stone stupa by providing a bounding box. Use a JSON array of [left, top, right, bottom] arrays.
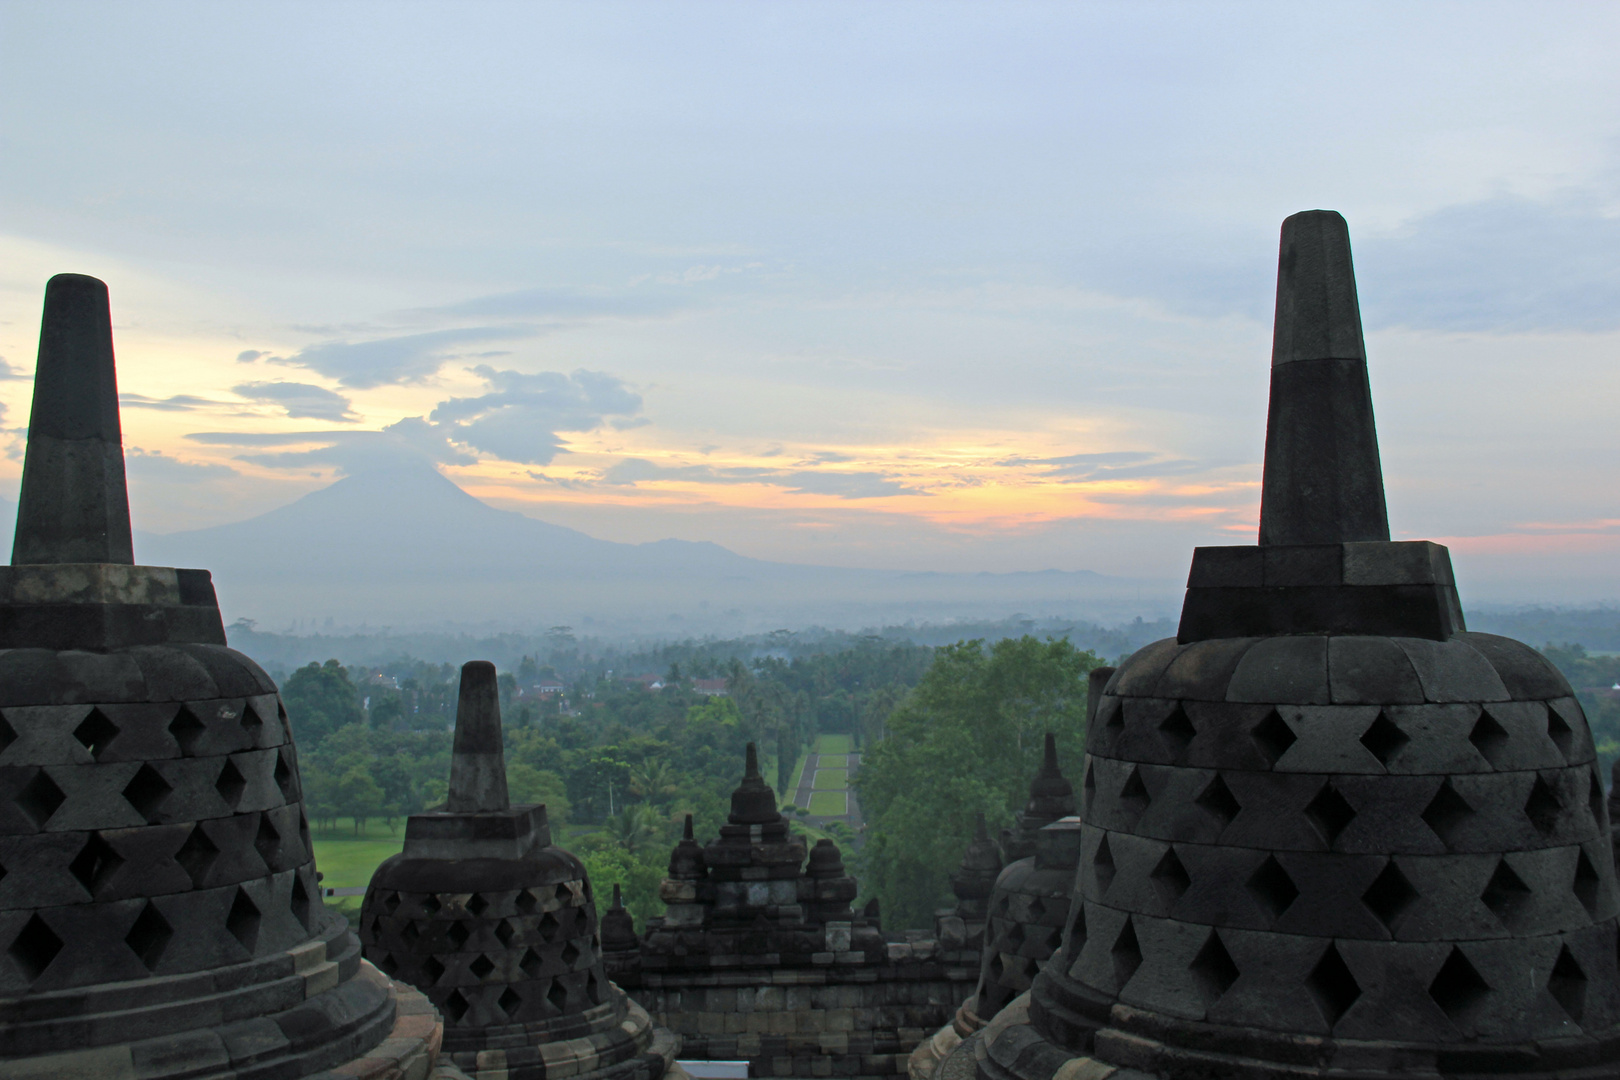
[[971, 212, 1620, 1080], [359, 661, 681, 1080], [0, 275, 438, 1079]]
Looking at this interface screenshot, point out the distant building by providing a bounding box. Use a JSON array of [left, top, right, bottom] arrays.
[[692, 678, 729, 696]]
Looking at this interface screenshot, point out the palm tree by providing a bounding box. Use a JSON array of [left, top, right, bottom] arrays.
[[629, 759, 678, 807], [605, 804, 663, 855]]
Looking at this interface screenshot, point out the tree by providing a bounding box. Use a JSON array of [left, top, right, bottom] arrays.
[[282, 660, 363, 743], [336, 765, 385, 835], [507, 763, 571, 826], [854, 636, 1102, 930], [604, 803, 663, 855]]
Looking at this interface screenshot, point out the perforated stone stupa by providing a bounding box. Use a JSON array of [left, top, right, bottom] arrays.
[[0, 275, 439, 1079], [967, 211, 1620, 1080], [359, 660, 681, 1080]]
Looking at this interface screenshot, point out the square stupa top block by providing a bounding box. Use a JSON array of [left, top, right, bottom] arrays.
[[1177, 540, 1464, 643], [402, 803, 552, 860]]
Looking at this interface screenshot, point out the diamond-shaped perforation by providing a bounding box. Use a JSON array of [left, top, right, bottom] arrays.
[[1470, 708, 1510, 768], [1429, 946, 1489, 1023], [122, 764, 172, 824], [547, 979, 569, 1013], [168, 705, 206, 754], [1422, 779, 1472, 849], [175, 824, 220, 888], [1189, 929, 1239, 1005], [469, 953, 495, 980], [1574, 848, 1602, 917], [240, 701, 264, 735], [69, 832, 124, 897], [1150, 847, 1190, 904], [254, 813, 280, 867], [422, 955, 445, 982], [539, 910, 561, 941], [555, 881, 574, 904], [402, 921, 421, 944], [1159, 704, 1196, 760], [8, 914, 61, 981], [1549, 943, 1587, 1022], [273, 749, 297, 801], [1111, 918, 1142, 986], [495, 919, 515, 947], [1246, 854, 1298, 922], [1525, 774, 1562, 835], [0, 714, 16, 755], [376, 952, 399, 976], [1195, 774, 1240, 830], [1082, 761, 1096, 815], [561, 940, 582, 967], [1307, 943, 1360, 1027], [516, 889, 538, 915], [1118, 766, 1150, 821], [290, 874, 311, 930], [499, 986, 522, 1017], [1305, 782, 1356, 848], [447, 921, 470, 948], [422, 894, 442, 917], [215, 759, 247, 809], [1363, 859, 1418, 934], [588, 971, 606, 1005], [16, 769, 65, 828], [443, 989, 469, 1023], [1480, 858, 1532, 930], [1092, 835, 1116, 896], [1359, 711, 1409, 767], [125, 901, 172, 970], [383, 891, 402, 915], [1102, 698, 1124, 737], [226, 887, 261, 953], [1251, 708, 1296, 766], [467, 893, 487, 916], [520, 948, 543, 979], [73, 709, 120, 760], [1590, 768, 1606, 828], [1028, 896, 1047, 920], [1547, 705, 1575, 762]]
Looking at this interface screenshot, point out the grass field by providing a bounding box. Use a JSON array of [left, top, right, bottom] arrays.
[[808, 791, 847, 815], [811, 768, 849, 790], [815, 734, 853, 755], [312, 838, 405, 887], [816, 754, 847, 768]]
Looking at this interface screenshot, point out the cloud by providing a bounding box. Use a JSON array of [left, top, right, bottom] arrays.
[[125, 447, 238, 480], [236, 350, 266, 363], [998, 451, 1202, 482], [191, 416, 477, 472], [190, 366, 643, 472], [422, 287, 685, 320], [1360, 194, 1620, 333], [427, 367, 643, 465], [276, 326, 540, 388], [600, 457, 919, 499], [233, 381, 357, 422], [0, 358, 28, 380], [120, 393, 219, 412]]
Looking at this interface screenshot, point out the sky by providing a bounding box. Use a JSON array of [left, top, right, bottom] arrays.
[[2, 1, 1619, 602]]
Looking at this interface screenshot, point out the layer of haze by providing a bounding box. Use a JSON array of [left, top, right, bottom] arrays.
[[2, 1, 1619, 606]]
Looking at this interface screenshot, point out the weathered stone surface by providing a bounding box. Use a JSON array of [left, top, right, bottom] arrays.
[[0, 275, 430, 1079], [976, 213, 1620, 1080], [362, 660, 677, 1080]]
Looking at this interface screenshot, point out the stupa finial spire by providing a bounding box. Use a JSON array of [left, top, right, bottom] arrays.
[[1258, 210, 1389, 546], [447, 660, 510, 812], [12, 273, 134, 565]]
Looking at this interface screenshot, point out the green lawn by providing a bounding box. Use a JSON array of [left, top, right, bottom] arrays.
[[808, 791, 847, 815], [815, 734, 853, 755], [812, 768, 848, 790], [816, 754, 847, 768], [312, 838, 405, 888]]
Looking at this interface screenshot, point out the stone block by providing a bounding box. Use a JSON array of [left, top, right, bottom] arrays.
[[1394, 638, 1510, 705], [1185, 547, 1262, 589], [1227, 636, 1331, 705], [1155, 639, 1259, 704], [1327, 635, 1425, 705], [1112, 640, 1184, 699], [1454, 633, 1570, 701]]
